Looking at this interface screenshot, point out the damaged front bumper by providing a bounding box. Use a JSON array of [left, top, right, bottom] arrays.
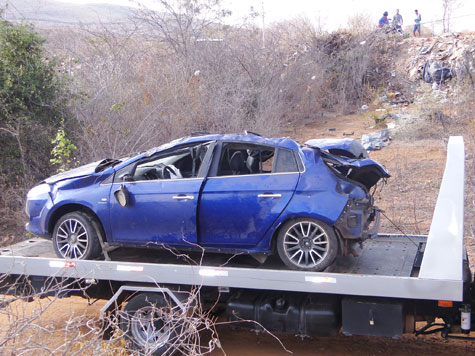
[[335, 199, 381, 240]]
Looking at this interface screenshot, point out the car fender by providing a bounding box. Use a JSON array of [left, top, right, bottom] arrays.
[[254, 150, 349, 252]]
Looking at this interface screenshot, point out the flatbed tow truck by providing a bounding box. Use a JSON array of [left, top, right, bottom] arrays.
[[0, 136, 473, 354]]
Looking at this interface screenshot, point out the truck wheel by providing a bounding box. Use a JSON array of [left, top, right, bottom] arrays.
[[52, 211, 102, 260], [120, 293, 181, 356], [277, 218, 338, 272]]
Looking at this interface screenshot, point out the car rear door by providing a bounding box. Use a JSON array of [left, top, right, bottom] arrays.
[[198, 143, 300, 248]]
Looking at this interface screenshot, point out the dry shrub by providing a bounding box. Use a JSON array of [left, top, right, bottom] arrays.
[[0, 275, 223, 356], [0, 176, 29, 246]]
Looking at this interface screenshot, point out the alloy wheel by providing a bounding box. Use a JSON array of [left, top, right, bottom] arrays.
[[283, 221, 329, 268], [55, 218, 89, 259]]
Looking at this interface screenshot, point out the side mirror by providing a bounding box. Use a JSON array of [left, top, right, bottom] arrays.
[[114, 185, 130, 207], [119, 173, 133, 182]]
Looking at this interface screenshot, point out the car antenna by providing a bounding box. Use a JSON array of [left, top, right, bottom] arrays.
[[244, 130, 262, 137]]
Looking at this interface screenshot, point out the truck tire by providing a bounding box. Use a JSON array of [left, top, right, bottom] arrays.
[[120, 293, 181, 356], [52, 211, 102, 260], [277, 218, 338, 272]]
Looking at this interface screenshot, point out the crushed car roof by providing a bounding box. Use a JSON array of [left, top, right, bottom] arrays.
[[147, 134, 300, 155]]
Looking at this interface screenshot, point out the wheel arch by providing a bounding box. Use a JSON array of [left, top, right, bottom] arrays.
[[47, 204, 107, 241]]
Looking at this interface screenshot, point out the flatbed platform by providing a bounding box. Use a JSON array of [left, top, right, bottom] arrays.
[[0, 234, 424, 278], [0, 234, 461, 302]]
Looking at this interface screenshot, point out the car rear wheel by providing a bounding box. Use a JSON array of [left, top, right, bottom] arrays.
[[52, 211, 102, 260], [120, 293, 182, 356], [277, 218, 337, 272]]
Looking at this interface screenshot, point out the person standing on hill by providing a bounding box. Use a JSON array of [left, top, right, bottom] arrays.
[[393, 9, 403, 33], [413, 9, 421, 36], [378, 11, 389, 28]]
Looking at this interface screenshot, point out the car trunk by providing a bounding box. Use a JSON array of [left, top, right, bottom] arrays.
[[305, 139, 390, 190]]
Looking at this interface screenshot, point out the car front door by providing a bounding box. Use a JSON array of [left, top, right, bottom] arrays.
[[109, 143, 211, 246], [198, 143, 300, 248]]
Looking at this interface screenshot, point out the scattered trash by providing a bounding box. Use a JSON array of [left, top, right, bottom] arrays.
[[343, 131, 354, 136], [361, 130, 391, 150], [360, 40, 366, 45], [422, 61, 455, 84], [328, 128, 336, 131], [387, 122, 396, 129], [361, 105, 369, 111]]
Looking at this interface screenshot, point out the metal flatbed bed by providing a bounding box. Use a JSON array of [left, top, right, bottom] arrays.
[[0, 233, 460, 301]]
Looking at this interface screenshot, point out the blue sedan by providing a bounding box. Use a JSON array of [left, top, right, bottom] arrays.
[[25, 133, 390, 271]]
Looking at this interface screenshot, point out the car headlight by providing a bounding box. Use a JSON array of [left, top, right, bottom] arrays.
[[27, 184, 51, 199]]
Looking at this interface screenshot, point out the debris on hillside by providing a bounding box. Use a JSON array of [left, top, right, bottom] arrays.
[[406, 33, 475, 83], [361, 129, 391, 150], [422, 61, 455, 83]]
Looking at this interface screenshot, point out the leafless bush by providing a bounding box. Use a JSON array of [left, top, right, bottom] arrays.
[[0, 176, 29, 246], [0, 273, 224, 355], [37, 9, 398, 165]]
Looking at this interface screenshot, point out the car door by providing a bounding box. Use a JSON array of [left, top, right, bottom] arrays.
[[109, 143, 211, 246], [198, 143, 300, 248]]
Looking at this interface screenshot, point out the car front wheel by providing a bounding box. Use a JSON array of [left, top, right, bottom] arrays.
[[277, 218, 337, 272], [52, 211, 102, 260]]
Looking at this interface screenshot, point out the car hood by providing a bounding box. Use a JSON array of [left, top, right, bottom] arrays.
[[42, 161, 101, 184], [305, 138, 390, 190]]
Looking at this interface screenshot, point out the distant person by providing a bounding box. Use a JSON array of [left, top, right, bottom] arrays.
[[378, 11, 389, 28], [413, 9, 421, 36], [393, 9, 403, 33]]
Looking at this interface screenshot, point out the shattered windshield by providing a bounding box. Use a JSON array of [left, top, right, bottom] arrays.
[[95, 158, 124, 173]]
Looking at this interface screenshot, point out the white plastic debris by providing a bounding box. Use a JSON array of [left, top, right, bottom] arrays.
[[361, 130, 391, 150], [361, 105, 369, 111]]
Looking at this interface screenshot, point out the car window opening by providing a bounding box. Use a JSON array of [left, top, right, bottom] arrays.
[[132, 143, 210, 181], [217, 144, 275, 176]]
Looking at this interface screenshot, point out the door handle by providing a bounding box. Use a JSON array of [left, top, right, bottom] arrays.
[[257, 193, 282, 199], [173, 195, 194, 201]]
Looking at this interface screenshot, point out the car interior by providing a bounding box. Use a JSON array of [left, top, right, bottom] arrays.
[[217, 144, 275, 176]]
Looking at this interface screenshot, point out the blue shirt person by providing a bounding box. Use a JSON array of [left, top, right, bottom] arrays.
[[378, 11, 389, 27], [413, 9, 421, 36]]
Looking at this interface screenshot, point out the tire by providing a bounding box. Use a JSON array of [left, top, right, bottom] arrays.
[[120, 293, 182, 356], [276, 218, 338, 272], [52, 211, 102, 260]]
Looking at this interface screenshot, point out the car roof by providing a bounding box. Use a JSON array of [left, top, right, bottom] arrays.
[[147, 134, 301, 155]]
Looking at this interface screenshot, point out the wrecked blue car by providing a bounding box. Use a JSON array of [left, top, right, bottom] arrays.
[[25, 134, 390, 271]]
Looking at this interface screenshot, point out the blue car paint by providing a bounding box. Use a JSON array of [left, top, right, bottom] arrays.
[[47, 180, 113, 232], [25, 135, 388, 256], [109, 178, 203, 245], [199, 172, 299, 248]]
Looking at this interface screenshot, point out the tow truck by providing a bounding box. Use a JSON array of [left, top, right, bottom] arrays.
[[0, 136, 473, 355]]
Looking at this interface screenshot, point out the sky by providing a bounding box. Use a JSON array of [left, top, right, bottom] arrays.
[[58, 0, 475, 33]]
